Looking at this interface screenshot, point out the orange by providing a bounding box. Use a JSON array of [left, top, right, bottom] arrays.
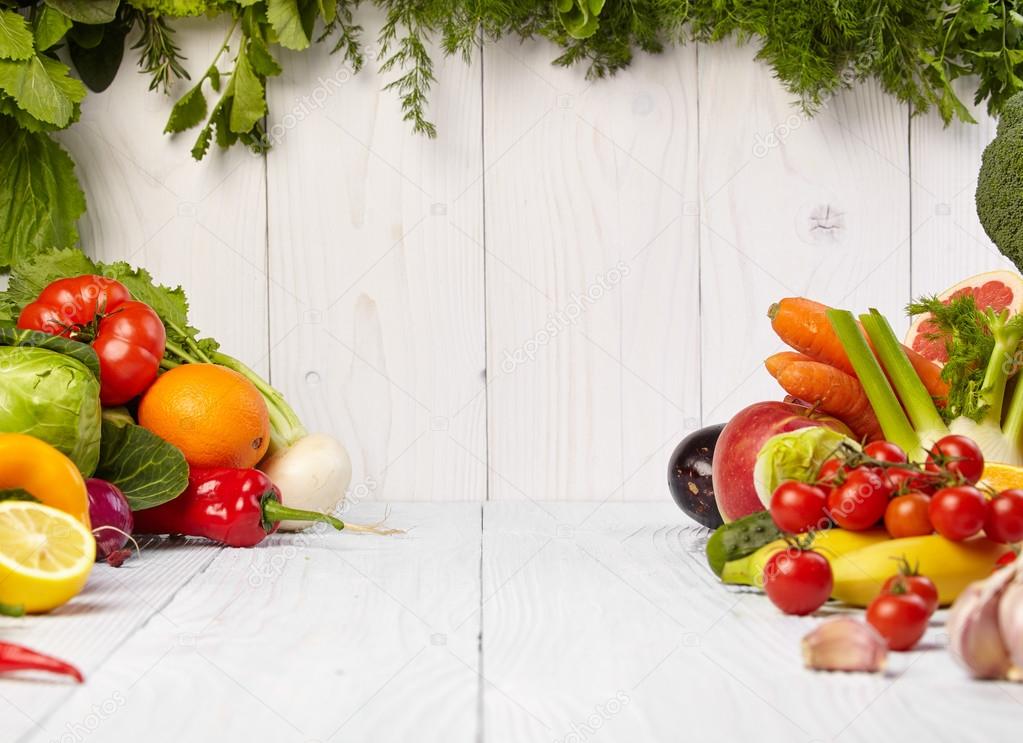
[[138, 364, 270, 468]]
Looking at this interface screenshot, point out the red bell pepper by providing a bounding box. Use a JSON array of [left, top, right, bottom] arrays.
[[18, 275, 166, 405], [133, 467, 351, 547], [0, 642, 83, 683]]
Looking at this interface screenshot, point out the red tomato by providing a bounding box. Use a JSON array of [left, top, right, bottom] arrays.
[[881, 574, 939, 615], [929, 485, 987, 541], [17, 275, 166, 405], [770, 481, 829, 534], [816, 458, 848, 486], [926, 435, 985, 485], [885, 466, 936, 495], [864, 441, 907, 464], [884, 493, 932, 538], [762, 549, 833, 616], [867, 593, 930, 650], [827, 468, 891, 531], [985, 490, 1023, 544]]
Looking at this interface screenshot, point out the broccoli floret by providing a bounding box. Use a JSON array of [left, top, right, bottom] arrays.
[[977, 92, 1023, 271]]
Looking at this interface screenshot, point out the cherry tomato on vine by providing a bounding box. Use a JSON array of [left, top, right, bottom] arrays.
[[885, 466, 937, 495], [762, 549, 832, 616], [864, 441, 907, 464], [770, 481, 829, 534], [881, 573, 939, 615], [926, 435, 985, 485], [827, 468, 891, 531], [884, 493, 932, 539], [867, 593, 930, 650], [816, 458, 847, 486], [929, 485, 987, 541], [17, 275, 166, 405], [985, 490, 1023, 544]]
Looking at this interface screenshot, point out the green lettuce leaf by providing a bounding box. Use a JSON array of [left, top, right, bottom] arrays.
[[95, 411, 189, 510], [0, 120, 87, 269]]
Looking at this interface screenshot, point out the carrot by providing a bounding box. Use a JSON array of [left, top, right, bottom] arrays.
[[768, 297, 948, 402], [764, 352, 883, 441]]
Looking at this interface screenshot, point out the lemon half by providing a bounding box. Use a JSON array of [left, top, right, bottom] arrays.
[[0, 501, 94, 613]]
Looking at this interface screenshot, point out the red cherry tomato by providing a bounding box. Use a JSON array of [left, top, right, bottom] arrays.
[[762, 549, 833, 616], [926, 435, 985, 485], [884, 493, 932, 538], [827, 468, 891, 531], [881, 573, 939, 615], [770, 481, 830, 534], [985, 490, 1023, 544], [864, 441, 907, 464], [17, 275, 166, 405], [867, 593, 930, 650], [929, 485, 987, 541], [885, 466, 936, 495], [816, 458, 848, 486]]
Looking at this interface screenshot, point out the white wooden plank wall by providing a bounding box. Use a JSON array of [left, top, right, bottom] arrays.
[[58, 9, 1011, 502]]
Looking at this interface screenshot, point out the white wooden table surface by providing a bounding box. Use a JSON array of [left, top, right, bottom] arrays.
[[2, 502, 1019, 743]]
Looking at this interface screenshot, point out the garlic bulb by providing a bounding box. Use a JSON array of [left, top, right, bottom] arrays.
[[946, 561, 1018, 680], [803, 617, 887, 673], [999, 579, 1023, 681]]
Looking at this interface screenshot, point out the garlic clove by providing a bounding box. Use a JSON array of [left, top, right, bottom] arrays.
[[947, 563, 1016, 680], [998, 576, 1023, 681], [802, 617, 887, 673]]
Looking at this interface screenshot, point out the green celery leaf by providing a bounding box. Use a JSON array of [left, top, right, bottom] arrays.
[[95, 411, 189, 510], [267, 0, 310, 50], [34, 6, 73, 51], [0, 9, 34, 61], [0, 121, 86, 268], [44, 0, 119, 25], [164, 83, 207, 133], [229, 48, 265, 133], [0, 54, 87, 128]]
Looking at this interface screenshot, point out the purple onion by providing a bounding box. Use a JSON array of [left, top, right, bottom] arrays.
[[86, 478, 134, 560]]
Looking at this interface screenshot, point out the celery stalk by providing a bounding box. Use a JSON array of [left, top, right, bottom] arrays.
[[826, 309, 920, 456], [860, 309, 948, 446]]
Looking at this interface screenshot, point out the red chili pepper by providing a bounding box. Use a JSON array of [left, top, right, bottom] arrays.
[[0, 642, 83, 683], [17, 275, 166, 405], [133, 468, 348, 547]]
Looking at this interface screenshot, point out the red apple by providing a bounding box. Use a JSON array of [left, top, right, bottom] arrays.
[[711, 402, 851, 522]]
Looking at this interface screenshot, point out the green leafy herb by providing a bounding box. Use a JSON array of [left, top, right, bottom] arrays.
[[44, 0, 120, 25], [0, 119, 86, 269], [95, 410, 189, 510], [33, 6, 73, 52], [0, 53, 86, 128], [0, 10, 36, 60], [127, 6, 190, 92]]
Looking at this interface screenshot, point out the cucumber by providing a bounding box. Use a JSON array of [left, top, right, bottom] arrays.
[[705, 511, 781, 577]]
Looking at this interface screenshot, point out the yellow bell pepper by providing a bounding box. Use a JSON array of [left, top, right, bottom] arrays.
[[0, 434, 90, 527]]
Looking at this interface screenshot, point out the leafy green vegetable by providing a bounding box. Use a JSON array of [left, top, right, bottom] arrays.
[[44, 0, 120, 25], [752, 427, 855, 505], [557, 0, 605, 40], [977, 90, 1023, 273], [267, 0, 309, 50], [0, 345, 102, 475], [0, 54, 86, 128], [33, 6, 73, 52], [94, 410, 189, 510], [0, 120, 86, 269], [69, 15, 130, 92], [0, 10, 35, 60], [0, 325, 101, 379]]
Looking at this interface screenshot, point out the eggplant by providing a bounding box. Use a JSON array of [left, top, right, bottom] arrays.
[[668, 424, 725, 529]]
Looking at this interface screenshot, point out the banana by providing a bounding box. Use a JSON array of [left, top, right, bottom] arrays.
[[830, 536, 1011, 607], [720, 528, 889, 587]]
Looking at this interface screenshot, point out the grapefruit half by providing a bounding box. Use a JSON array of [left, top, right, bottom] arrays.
[[905, 270, 1023, 366]]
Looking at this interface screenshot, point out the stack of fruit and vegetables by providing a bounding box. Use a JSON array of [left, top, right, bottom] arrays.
[[0, 248, 397, 653], [669, 266, 1023, 678]]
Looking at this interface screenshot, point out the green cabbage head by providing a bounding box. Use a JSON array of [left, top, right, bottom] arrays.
[[0, 346, 102, 475]]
